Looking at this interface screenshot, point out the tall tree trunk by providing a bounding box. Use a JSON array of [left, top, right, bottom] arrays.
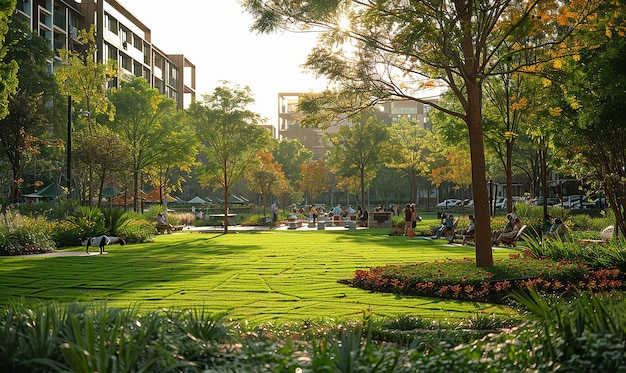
[[409, 168, 417, 204], [133, 170, 139, 213], [8, 146, 22, 203], [9, 166, 21, 204], [96, 172, 106, 208], [466, 84, 493, 267], [88, 166, 94, 207], [506, 140, 513, 212], [360, 167, 366, 210], [223, 163, 229, 234], [540, 142, 548, 222]]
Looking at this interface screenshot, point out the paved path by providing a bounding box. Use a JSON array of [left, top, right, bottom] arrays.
[[8, 251, 108, 258]]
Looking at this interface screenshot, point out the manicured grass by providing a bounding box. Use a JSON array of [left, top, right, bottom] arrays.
[[0, 229, 513, 325]]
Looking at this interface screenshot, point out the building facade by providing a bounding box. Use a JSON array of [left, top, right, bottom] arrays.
[[277, 92, 437, 160], [14, 0, 195, 109]]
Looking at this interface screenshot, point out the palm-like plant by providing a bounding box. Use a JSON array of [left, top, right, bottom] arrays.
[[102, 208, 130, 236]]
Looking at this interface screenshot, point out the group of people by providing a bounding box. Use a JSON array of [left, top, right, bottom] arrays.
[[427, 211, 521, 246], [431, 213, 475, 241], [404, 203, 422, 236]]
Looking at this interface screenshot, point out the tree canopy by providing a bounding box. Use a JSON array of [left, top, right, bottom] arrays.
[[326, 110, 388, 211], [107, 78, 181, 212], [188, 82, 271, 233], [245, 0, 609, 266]]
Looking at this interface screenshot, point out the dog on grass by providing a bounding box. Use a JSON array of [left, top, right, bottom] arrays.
[[80, 235, 126, 254]]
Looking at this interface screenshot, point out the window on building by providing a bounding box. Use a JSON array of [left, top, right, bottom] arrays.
[[120, 53, 131, 72], [133, 35, 142, 51], [107, 43, 117, 61], [168, 64, 178, 86], [53, 32, 66, 52], [106, 14, 118, 34], [143, 43, 150, 64], [133, 61, 142, 77], [53, 5, 66, 30], [16, 0, 31, 16], [120, 28, 127, 46], [39, 9, 51, 29], [287, 103, 299, 113], [38, 26, 52, 42]]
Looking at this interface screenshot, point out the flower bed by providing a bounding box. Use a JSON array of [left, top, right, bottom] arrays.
[[342, 254, 626, 303]]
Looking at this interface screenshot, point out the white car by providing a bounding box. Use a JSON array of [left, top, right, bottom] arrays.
[[495, 197, 507, 209], [554, 195, 582, 209], [436, 199, 462, 207]]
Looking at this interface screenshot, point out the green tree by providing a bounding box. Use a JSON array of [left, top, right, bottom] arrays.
[[144, 110, 198, 215], [55, 26, 116, 129], [107, 78, 180, 212], [387, 118, 441, 204], [73, 125, 129, 207], [430, 145, 473, 203], [56, 26, 117, 204], [272, 138, 313, 187], [188, 82, 271, 233], [0, 0, 18, 124], [0, 14, 55, 203], [245, 0, 603, 266], [482, 65, 540, 212], [246, 151, 287, 214], [298, 160, 331, 205], [325, 110, 388, 210], [554, 7, 626, 237]]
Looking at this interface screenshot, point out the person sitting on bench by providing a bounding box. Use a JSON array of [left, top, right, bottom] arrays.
[[155, 213, 172, 234]]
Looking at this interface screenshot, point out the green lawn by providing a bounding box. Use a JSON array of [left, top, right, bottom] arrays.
[[0, 229, 514, 325]]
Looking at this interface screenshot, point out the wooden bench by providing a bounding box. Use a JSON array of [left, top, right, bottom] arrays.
[[156, 224, 183, 234], [208, 214, 237, 226], [461, 232, 475, 245]]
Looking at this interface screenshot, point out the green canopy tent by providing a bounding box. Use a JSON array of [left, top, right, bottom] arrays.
[[187, 196, 207, 204], [102, 187, 123, 199], [22, 183, 63, 201]]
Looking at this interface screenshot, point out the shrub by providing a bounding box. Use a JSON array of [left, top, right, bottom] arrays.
[[143, 205, 164, 221], [241, 213, 274, 226], [177, 212, 195, 226], [116, 220, 155, 243], [102, 208, 130, 236], [524, 235, 626, 270], [0, 214, 56, 255]]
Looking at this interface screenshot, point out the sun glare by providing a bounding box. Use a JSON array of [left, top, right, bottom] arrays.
[[337, 14, 351, 31]]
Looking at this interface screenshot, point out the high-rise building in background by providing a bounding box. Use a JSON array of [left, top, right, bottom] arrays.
[[14, 0, 196, 110]]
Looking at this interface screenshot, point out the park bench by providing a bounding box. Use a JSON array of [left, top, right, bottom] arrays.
[[156, 224, 184, 234]]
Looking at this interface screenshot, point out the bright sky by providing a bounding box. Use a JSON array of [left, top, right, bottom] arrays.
[[120, 0, 328, 126]]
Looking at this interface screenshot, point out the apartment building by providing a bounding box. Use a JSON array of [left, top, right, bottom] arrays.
[[14, 0, 195, 109], [277, 92, 342, 160], [379, 99, 435, 130], [277, 92, 437, 160]]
